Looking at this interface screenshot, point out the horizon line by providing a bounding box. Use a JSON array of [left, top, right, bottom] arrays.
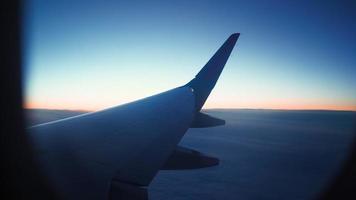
[[24, 106, 356, 113]]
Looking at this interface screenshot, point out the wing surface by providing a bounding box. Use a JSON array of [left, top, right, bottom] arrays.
[[28, 33, 239, 199]]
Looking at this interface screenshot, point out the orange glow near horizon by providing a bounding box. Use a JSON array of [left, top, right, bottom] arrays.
[[24, 100, 356, 112], [206, 103, 356, 112]]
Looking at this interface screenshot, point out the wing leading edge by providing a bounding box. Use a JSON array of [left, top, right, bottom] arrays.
[[28, 33, 239, 199]]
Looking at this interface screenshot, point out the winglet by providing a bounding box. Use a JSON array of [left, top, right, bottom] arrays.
[[186, 33, 239, 111]]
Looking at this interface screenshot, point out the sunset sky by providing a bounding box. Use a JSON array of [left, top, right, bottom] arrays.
[[23, 0, 356, 111]]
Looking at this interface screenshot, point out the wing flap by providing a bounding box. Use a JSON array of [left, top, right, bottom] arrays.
[[190, 112, 225, 128], [161, 145, 219, 170]]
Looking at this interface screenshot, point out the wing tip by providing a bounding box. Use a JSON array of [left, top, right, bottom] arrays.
[[229, 33, 240, 43], [231, 32, 240, 37]]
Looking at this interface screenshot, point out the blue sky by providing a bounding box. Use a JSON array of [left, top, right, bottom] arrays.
[[23, 0, 356, 111]]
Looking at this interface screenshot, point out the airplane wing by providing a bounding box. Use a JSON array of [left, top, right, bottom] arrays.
[[28, 33, 239, 200]]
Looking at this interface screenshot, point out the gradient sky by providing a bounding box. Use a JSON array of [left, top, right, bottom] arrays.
[[23, 0, 356, 111]]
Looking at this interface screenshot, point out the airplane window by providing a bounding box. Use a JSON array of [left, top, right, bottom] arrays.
[[19, 1, 356, 200]]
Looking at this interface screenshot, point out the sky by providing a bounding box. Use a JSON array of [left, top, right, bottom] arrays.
[[23, 0, 356, 111]]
